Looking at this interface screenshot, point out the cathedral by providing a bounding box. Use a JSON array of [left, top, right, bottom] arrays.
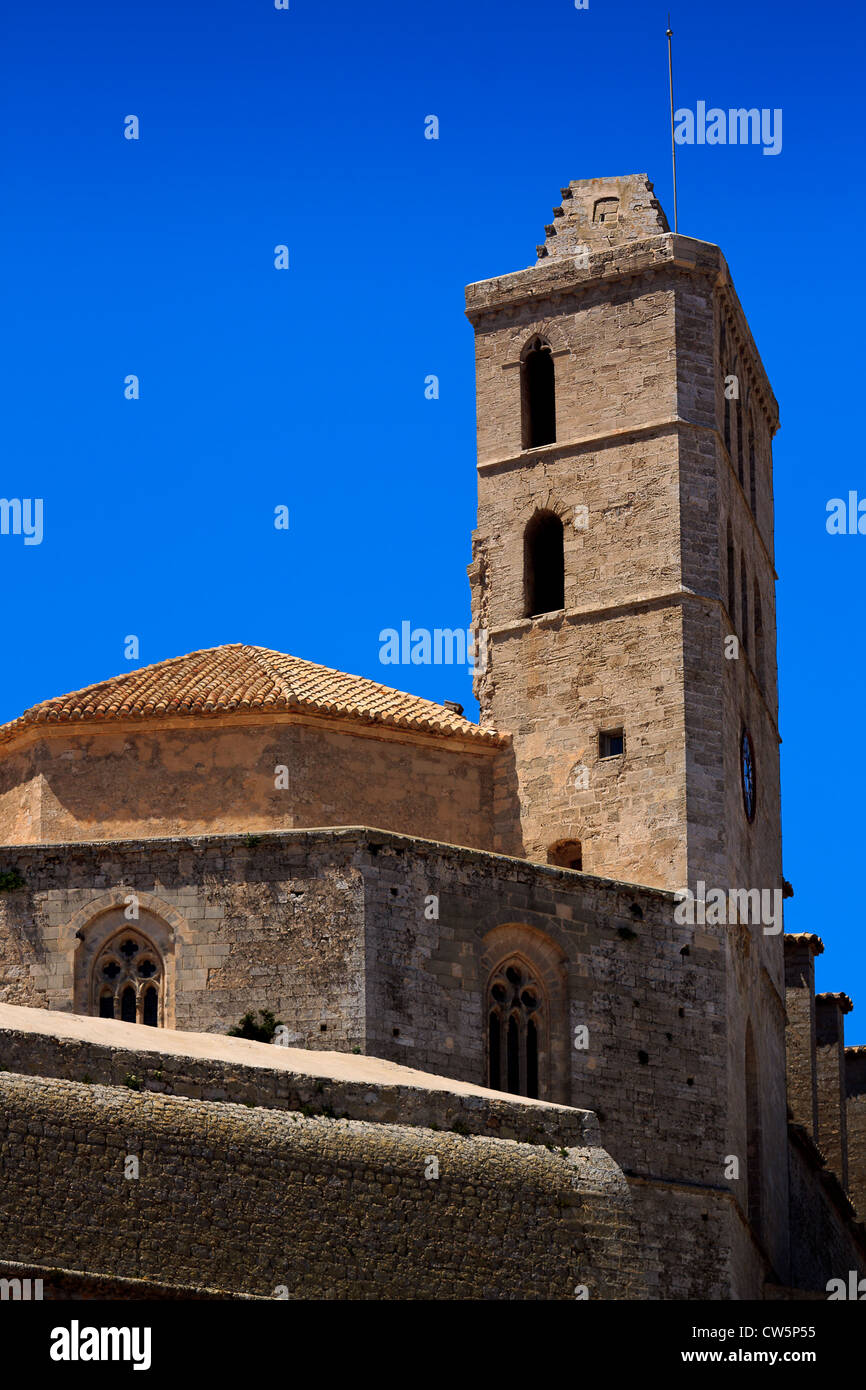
[[0, 174, 864, 1300]]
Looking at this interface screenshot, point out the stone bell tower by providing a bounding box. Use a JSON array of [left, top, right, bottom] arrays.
[[466, 173, 791, 1281], [466, 173, 782, 904]]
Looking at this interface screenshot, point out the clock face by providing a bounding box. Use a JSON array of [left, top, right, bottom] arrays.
[[741, 728, 756, 823]]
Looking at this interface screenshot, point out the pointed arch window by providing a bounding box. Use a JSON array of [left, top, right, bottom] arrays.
[[726, 522, 735, 617], [524, 511, 564, 617], [521, 338, 556, 448], [487, 959, 544, 1098], [93, 929, 164, 1027], [748, 415, 757, 516]]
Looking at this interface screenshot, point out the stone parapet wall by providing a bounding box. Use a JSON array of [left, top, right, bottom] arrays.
[[0, 1060, 644, 1300], [0, 1002, 596, 1148], [787, 1124, 866, 1293]]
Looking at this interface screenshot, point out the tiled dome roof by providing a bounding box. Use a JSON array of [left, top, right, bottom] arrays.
[[0, 645, 506, 747]]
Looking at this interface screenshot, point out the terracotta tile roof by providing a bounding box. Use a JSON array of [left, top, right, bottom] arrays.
[[815, 992, 854, 1014], [784, 932, 824, 955], [0, 645, 506, 748]]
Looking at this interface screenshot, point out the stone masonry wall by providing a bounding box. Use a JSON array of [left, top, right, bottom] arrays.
[[0, 1021, 645, 1299], [0, 715, 500, 853], [468, 261, 689, 886], [0, 826, 743, 1296], [0, 832, 732, 1244], [815, 994, 852, 1191], [0, 831, 368, 1046], [787, 1126, 866, 1294], [845, 1047, 866, 1220], [785, 937, 821, 1140]]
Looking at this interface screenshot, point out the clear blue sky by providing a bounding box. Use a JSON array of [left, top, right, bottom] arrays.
[[1, 0, 864, 1031]]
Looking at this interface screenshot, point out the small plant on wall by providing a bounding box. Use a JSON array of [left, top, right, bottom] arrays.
[[0, 869, 25, 893], [228, 1010, 283, 1043]]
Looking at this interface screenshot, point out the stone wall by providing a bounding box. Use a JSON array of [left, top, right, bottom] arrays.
[[0, 1002, 598, 1148], [3, 826, 865, 1297], [0, 831, 368, 1046], [0, 827, 725, 1185], [815, 993, 852, 1191], [468, 257, 689, 887], [0, 1009, 645, 1300], [785, 935, 822, 1140], [845, 1046, 866, 1219], [0, 826, 739, 1296], [787, 1124, 866, 1294], [0, 714, 501, 853]]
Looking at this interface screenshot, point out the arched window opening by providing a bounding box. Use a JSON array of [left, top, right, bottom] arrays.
[[92, 929, 165, 1027], [487, 959, 545, 1099], [745, 1022, 763, 1238], [548, 839, 583, 871], [736, 386, 745, 487], [726, 522, 735, 618], [754, 585, 764, 686], [740, 556, 749, 650], [521, 338, 556, 449], [748, 417, 757, 516], [524, 511, 564, 617]]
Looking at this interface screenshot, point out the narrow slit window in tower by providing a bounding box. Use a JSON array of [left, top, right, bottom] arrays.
[[524, 511, 564, 616], [521, 339, 556, 448]]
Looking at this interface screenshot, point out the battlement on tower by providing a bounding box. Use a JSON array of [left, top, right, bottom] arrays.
[[536, 173, 670, 262]]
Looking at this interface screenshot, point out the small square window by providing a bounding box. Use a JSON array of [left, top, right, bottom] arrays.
[[599, 729, 624, 759]]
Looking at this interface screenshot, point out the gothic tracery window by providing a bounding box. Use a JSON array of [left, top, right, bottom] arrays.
[[93, 930, 164, 1027], [487, 959, 544, 1099]]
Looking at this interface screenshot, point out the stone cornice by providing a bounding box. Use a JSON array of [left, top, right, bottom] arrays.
[[465, 232, 779, 425], [0, 707, 508, 761]]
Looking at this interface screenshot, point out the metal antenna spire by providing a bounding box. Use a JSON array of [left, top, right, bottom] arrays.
[[666, 14, 678, 234]]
